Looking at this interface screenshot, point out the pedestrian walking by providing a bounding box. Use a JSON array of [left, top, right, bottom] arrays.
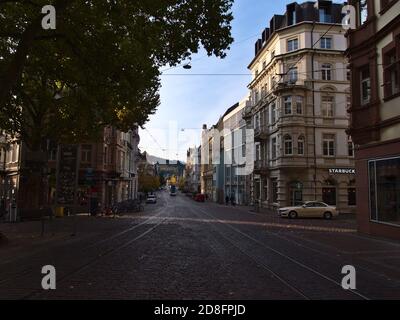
[[225, 196, 230, 206], [230, 195, 236, 207]]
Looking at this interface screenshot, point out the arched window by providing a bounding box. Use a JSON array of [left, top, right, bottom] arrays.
[[321, 63, 332, 81], [284, 135, 293, 155], [298, 136, 305, 155]]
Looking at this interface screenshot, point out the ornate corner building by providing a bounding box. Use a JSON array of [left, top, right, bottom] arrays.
[[245, 1, 356, 213]]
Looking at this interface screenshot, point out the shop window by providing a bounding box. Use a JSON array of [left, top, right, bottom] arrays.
[[322, 187, 337, 206], [348, 188, 357, 206], [369, 157, 400, 226], [289, 182, 303, 206]]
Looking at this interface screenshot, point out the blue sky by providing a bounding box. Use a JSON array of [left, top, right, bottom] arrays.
[[138, 0, 337, 161]]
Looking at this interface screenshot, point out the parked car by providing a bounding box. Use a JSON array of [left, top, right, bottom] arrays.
[[278, 202, 338, 220], [194, 194, 205, 202], [146, 195, 157, 204]]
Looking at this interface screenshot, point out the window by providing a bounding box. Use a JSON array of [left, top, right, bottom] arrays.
[[320, 37, 332, 49], [289, 182, 303, 206], [289, 10, 297, 25], [104, 146, 108, 164], [272, 137, 277, 159], [360, 66, 371, 105], [288, 67, 298, 83], [287, 39, 299, 52], [272, 179, 278, 203], [296, 96, 303, 114], [323, 134, 335, 157], [81, 145, 92, 163], [347, 65, 351, 81], [384, 49, 399, 98], [348, 137, 355, 157], [11, 144, 18, 163], [254, 113, 261, 130], [321, 64, 332, 81], [271, 102, 277, 124], [322, 95, 334, 117], [348, 188, 357, 206], [319, 8, 332, 23], [358, 0, 368, 25], [369, 157, 400, 226], [322, 187, 337, 206], [298, 136, 305, 155], [284, 96, 292, 115], [255, 143, 261, 161], [49, 148, 57, 161], [284, 135, 293, 156]]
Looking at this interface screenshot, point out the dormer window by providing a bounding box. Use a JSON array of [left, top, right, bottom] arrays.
[[319, 8, 332, 23], [289, 10, 297, 25]]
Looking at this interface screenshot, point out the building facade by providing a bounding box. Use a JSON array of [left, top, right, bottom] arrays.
[[245, 1, 356, 213], [223, 99, 252, 205], [347, 0, 400, 239], [0, 126, 141, 219], [185, 146, 201, 194]]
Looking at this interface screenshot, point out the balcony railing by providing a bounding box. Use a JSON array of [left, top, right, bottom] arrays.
[[254, 125, 269, 140]]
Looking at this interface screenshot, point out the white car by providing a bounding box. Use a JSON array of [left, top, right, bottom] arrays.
[[146, 195, 157, 204], [279, 202, 339, 220]]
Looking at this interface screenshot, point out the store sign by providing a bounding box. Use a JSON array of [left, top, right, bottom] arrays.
[[329, 168, 356, 175], [56, 145, 80, 206]]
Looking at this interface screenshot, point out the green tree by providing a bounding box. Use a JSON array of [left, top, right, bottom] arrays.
[[0, 0, 234, 210]]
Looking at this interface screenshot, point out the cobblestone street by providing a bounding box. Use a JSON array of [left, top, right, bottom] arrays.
[[0, 191, 399, 300]]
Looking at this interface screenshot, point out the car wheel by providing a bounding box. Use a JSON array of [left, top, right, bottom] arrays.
[[324, 212, 333, 220], [289, 211, 298, 219]]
